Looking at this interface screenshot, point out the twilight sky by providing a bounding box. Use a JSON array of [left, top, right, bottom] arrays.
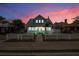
[[0, 3, 79, 24]]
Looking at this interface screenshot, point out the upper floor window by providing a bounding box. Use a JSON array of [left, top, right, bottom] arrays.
[[36, 20, 38, 23], [39, 20, 41, 23], [36, 19, 44, 23], [42, 20, 44, 23]]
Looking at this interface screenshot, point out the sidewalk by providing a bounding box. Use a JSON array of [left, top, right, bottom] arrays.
[[0, 41, 79, 50], [0, 41, 79, 55]]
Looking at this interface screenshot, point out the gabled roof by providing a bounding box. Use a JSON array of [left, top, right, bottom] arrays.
[[26, 15, 53, 27], [34, 15, 45, 20]]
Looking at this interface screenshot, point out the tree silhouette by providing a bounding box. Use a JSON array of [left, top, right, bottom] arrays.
[[0, 16, 5, 21], [73, 16, 79, 20], [12, 19, 25, 33], [73, 20, 79, 25], [72, 16, 79, 25]]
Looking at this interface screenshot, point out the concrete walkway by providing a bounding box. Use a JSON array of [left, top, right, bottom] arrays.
[[0, 41, 79, 50]]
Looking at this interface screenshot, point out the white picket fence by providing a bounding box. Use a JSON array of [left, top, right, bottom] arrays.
[[6, 33, 34, 40], [45, 33, 79, 40], [6, 33, 79, 40]]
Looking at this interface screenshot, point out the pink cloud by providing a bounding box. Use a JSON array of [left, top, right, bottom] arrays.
[[21, 6, 79, 24], [47, 7, 79, 23], [21, 6, 65, 24]]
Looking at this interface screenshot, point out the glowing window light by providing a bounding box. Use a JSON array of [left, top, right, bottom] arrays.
[[46, 27, 51, 31], [28, 27, 36, 31], [36, 20, 38, 23], [28, 27, 32, 31], [40, 27, 45, 31], [39, 20, 41, 23], [35, 27, 38, 31], [31, 27, 35, 31], [35, 27, 45, 31], [42, 20, 44, 23]]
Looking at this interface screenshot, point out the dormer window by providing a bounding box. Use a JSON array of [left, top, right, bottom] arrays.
[[42, 20, 44, 23], [36, 19, 44, 23], [36, 20, 38, 23], [39, 20, 41, 23]]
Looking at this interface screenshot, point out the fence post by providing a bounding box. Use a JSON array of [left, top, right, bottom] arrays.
[[56, 33, 58, 40], [68, 34, 71, 40], [17, 34, 19, 40], [21, 34, 22, 40], [6, 34, 8, 40]]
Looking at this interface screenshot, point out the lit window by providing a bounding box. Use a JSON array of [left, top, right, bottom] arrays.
[[35, 27, 38, 31], [28, 27, 32, 31], [35, 27, 45, 32], [42, 20, 44, 23], [39, 20, 41, 23], [41, 27, 45, 31], [28, 27, 35, 31], [31, 27, 33, 31], [31, 27, 35, 31], [36, 20, 38, 23], [46, 27, 51, 31]]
